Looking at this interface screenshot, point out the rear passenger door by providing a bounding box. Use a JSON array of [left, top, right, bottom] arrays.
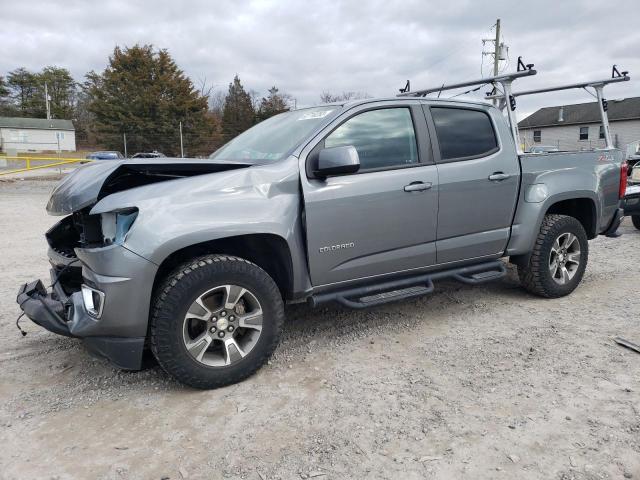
[[301, 103, 439, 287], [424, 105, 520, 264]]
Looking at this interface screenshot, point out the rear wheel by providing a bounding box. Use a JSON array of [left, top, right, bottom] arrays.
[[632, 215, 640, 230], [518, 214, 588, 298], [150, 255, 284, 389]]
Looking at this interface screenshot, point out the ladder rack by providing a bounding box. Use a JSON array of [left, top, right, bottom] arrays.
[[398, 57, 537, 154], [486, 67, 630, 149], [398, 59, 631, 153]]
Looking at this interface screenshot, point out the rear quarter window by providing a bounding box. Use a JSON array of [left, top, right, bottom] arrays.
[[431, 107, 498, 161]]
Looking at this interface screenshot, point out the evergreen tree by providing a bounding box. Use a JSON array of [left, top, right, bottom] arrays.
[[221, 75, 255, 142], [3, 67, 77, 118], [38, 66, 76, 119], [85, 44, 215, 156], [256, 86, 290, 122], [7, 68, 40, 115], [0, 75, 16, 116]]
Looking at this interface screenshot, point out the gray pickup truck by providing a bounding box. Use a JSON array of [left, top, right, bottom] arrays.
[[17, 70, 629, 389]]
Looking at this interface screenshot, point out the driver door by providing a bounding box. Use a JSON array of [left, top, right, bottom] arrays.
[[300, 103, 439, 287]]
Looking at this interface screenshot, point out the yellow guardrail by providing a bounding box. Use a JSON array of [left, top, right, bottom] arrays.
[[0, 156, 91, 176]]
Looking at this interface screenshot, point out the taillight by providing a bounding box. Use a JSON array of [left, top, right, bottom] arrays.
[[619, 162, 628, 199]]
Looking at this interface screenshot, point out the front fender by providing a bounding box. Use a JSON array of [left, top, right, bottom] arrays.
[[90, 156, 311, 295]]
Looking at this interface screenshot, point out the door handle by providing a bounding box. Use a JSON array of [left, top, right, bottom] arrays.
[[404, 181, 432, 192], [488, 172, 511, 181]]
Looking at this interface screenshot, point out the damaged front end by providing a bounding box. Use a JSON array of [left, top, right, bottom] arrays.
[[17, 157, 255, 369], [16, 209, 153, 369]]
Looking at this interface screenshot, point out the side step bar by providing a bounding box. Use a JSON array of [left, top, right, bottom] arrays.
[[309, 261, 507, 309]]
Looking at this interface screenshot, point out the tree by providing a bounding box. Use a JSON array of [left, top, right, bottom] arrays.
[[256, 86, 290, 122], [319, 91, 371, 103], [3, 67, 77, 118], [38, 66, 76, 119], [85, 44, 215, 156], [7, 68, 40, 115], [0, 75, 16, 116], [222, 75, 255, 142]]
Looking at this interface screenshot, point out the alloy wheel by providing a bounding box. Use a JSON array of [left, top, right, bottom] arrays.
[[182, 284, 263, 367]]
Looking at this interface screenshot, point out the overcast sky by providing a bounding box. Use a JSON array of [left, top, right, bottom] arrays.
[[2, 0, 639, 118]]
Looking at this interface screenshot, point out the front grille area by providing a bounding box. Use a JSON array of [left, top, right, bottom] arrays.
[[46, 215, 80, 258], [46, 210, 104, 256], [72, 210, 103, 247]]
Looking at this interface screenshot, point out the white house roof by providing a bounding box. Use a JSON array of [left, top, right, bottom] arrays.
[[0, 116, 75, 131]]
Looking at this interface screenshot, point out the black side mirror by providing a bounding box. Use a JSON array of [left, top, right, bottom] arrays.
[[314, 146, 360, 178]]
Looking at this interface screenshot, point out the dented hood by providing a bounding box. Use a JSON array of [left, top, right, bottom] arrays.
[[46, 158, 252, 215]]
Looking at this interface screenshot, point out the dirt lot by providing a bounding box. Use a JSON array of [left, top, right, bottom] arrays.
[[1, 177, 639, 480]]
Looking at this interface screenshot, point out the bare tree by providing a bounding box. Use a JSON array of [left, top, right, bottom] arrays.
[[319, 91, 371, 103], [196, 76, 215, 99], [209, 90, 226, 115]]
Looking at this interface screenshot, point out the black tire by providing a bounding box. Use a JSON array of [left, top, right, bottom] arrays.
[[517, 214, 589, 298], [632, 215, 640, 230], [150, 255, 284, 389]]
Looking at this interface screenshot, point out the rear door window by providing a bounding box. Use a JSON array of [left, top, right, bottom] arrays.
[[430, 107, 498, 161]]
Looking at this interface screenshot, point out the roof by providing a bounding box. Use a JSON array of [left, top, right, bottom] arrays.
[[338, 96, 493, 109], [0, 116, 75, 131], [518, 97, 640, 129]]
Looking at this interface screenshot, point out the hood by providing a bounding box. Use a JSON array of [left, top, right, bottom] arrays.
[[46, 158, 252, 215]]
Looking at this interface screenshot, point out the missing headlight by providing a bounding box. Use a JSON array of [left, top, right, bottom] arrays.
[[100, 208, 138, 246]]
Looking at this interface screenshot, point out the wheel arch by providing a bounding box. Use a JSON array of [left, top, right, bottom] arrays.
[[151, 233, 295, 301], [509, 193, 598, 266], [545, 197, 598, 239]]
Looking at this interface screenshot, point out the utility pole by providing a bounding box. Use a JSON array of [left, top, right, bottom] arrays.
[[123, 133, 127, 158], [44, 82, 51, 120], [493, 19, 501, 77], [179, 121, 184, 157], [482, 19, 506, 106]]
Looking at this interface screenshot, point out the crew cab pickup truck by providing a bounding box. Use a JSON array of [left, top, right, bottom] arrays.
[[17, 96, 626, 389]]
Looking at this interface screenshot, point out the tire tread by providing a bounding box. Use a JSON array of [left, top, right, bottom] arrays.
[[150, 254, 284, 389], [517, 214, 588, 298]]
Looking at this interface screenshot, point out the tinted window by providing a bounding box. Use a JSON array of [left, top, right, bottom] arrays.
[[324, 108, 418, 170], [431, 107, 498, 160]]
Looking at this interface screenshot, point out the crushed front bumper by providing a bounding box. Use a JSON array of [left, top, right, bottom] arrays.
[[16, 277, 146, 370], [17, 216, 158, 370]]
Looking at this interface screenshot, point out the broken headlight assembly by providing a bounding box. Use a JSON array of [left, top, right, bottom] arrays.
[[99, 208, 139, 246]]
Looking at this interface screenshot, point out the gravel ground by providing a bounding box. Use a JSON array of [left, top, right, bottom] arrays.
[[1, 178, 639, 480]]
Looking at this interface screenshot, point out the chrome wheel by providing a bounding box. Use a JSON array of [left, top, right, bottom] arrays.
[[549, 232, 581, 285], [182, 284, 263, 367]]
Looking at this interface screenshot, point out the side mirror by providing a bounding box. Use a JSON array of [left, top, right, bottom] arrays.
[[315, 146, 360, 178]]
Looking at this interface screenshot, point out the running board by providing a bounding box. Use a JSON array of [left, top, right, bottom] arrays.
[[309, 261, 507, 309]]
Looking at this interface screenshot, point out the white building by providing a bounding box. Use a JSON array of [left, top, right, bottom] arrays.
[[518, 97, 640, 152], [0, 117, 76, 153]]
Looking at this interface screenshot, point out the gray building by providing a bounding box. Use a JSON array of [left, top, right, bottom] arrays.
[[518, 97, 640, 152], [0, 117, 76, 153]]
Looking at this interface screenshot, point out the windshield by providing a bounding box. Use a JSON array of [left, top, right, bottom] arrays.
[[210, 106, 341, 163]]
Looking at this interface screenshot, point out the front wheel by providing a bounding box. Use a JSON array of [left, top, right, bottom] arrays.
[[632, 215, 640, 230], [150, 255, 284, 389], [517, 214, 589, 298]]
